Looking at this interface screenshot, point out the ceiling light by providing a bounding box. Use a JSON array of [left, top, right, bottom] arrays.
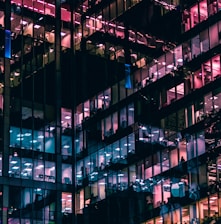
[[49, 127, 55, 131], [99, 182, 106, 185], [167, 64, 174, 69], [16, 137, 24, 141], [101, 95, 109, 99], [20, 20, 28, 25], [65, 115, 71, 119], [30, 140, 37, 143], [12, 166, 19, 169], [36, 165, 44, 169], [34, 24, 41, 29], [25, 168, 32, 172], [63, 145, 70, 149], [118, 173, 124, 177]]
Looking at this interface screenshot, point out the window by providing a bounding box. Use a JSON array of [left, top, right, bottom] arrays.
[[9, 155, 21, 178], [191, 35, 200, 58], [62, 163, 72, 184], [21, 158, 33, 179], [62, 192, 72, 213], [62, 135, 72, 156]]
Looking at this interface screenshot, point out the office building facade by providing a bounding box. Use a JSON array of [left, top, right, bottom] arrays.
[[0, 0, 221, 223]]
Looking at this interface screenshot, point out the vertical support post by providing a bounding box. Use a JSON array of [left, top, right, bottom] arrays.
[[2, 0, 11, 223]]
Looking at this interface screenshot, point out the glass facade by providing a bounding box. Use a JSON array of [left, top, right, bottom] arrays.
[[0, 0, 221, 223]]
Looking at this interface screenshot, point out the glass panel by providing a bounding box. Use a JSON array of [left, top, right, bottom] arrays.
[[193, 69, 204, 89], [128, 103, 134, 125], [196, 131, 205, 156], [62, 163, 72, 184], [208, 0, 218, 15], [128, 133, 135, 154], [162, 179, 171, 204], [62, 135, 72, 156], [61, 108, 72, 133], [182, 207, 190, 223], [119, 80, 126, 100], [183, 41, 192, 63], [162, 149, 169, 172], [45, 128, 55, 153], [153, 183, 162, 208], [120, 107, 127, 129], [204, 92, 213, 114], [186, 134, 196, 160], [170, 148, 178, 168], [76, 160, 84, 186], [112, 84, 118, 105], [118, 168, 128, 191], [199, 0, 208, 22], [145, 156, 152, 179], [200, 30, 210, 53], [149, 63, 157, 82], [174, 45, 183, 67], [192, 35, 200, 58], [21, 128, 33, 150], [112, 112, 118, 133], [112, 141, 120, 163], [190, 4, 199, 27], [182, 9, 191, 31], [44, 161, 55, 183], [21, 158, 33, 179], [62, 192, 72, 213], [120, 137, 128, 159], [157, 55, 166, 78], [153, 152, 161, 176], [209, 24, 219, 49], [34, 159, 44, 181], [212, 55, 221, 80], [9, 155, 21, 178]]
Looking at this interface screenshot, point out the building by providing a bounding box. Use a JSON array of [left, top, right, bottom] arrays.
[[0, 0, 221, 223]]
